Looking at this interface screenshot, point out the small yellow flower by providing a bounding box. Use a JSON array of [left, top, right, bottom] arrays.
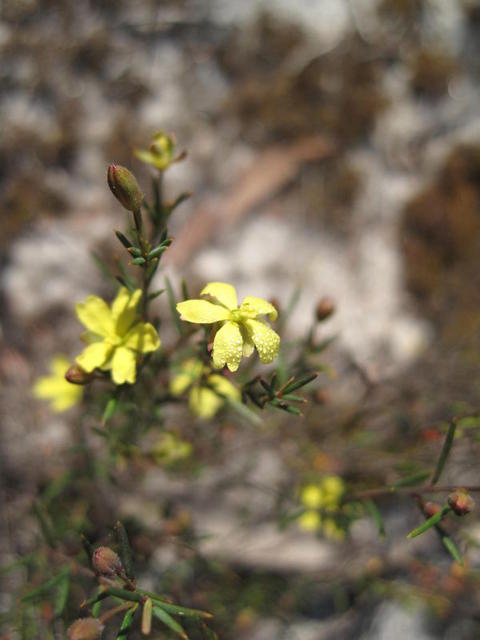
[[298, 476, 346, 539], [170, 358, 240, 419], [298, 510, 322, 532], [33, 355, 83, 412], [75, 288, 160, 385], [152, 433, 193, 466], [134, 131, 179, 171], [176, 282, 280, 372]]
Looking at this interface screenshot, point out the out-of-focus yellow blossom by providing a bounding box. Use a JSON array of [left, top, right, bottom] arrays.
[[170, 358, 240, 419], [176, 282, 280, 372], [75, 288, 160, 385], [33, 355, 83, 412], [134, 131, 178, 171], [152, 433, 192, 466], [298, 476, 346, 540]]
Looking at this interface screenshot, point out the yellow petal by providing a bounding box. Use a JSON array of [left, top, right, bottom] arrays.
[[323, 518, 345, 541], [243, 319, 280, 364], [76, 342, 113, 373], [75, 295, 114, 338], [212, 321, 243, 372], [33, 357, 83, 413], [207, 374, 240, 402], [239, 326, 255, 357], [301, 485, 324, 509], [123, 322, 160, 353], [111, 346, 136, 384], [111, 288, 142, 336], [240, 296, 278, 321], [201, 282, 238, 310], [189, 387, 223, 419], [298, 511, 322, 532], [170, 359, 203, 395], [50, 355, 72, 377], [177, 300, 231, 324]]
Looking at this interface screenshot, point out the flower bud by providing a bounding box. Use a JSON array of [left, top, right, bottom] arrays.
[[315, 297, 335, 322], [424, 501, 442, 517], [68, 618, 104, 640], [107, 164, 143, 212], [448, 489, 474, 516], [65, 364, 94, 386], [92, 546, 123, 576]]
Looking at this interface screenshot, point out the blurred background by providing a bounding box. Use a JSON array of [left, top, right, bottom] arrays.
[[2, 0, 480, 638]]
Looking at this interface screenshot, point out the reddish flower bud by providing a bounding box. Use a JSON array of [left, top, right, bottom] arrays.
[[92, 546, 123, 576], [315, 297, 335, 322], [107, 164, 143, 212], [424, 501, 442, 517], [448, 489, 474, 516], [65, 364, 94, 385], [68, 618, 104, 640]]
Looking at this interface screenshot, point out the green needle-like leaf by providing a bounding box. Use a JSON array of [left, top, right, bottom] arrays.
[[431, 418, 458, 485], [116, 605, 138, 639], [442, 535, 463, 566], [407, 505, 451, 539], [152, 605, 188, 638], [114, 521, 135, 581], [365, 500, 386, 539]]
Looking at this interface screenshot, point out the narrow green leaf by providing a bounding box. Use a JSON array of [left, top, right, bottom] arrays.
[[116, 605, 138, 639], [54, 572, 70, 617], [165, 276, 184, 336], [167, 192, 191, 215], [181, 278, 189, 301], [104, 587, 144, 603], [431, 418, 458, 485], [407, 505, 451, 539], [281, 394, 307, 403], [442, 535, 463, 566], [281, 371, 318, 394], [147, 245, 168, 260], [269, 398, 301, 415], [202, 625, 218, 639], [148, 288, 165, 301], [115, 230, 133, 249], [391, 469, 432, 489], [32, 501, 56, 548], [138, 592, 212, 619], [365, 500, 386, 539], [152, 605, 188, 639], [22, 567, 70, 602], [0, 553, 35, 576], [128, 247, 143, 258], [114, 521, 135, 581], [118, 260, 136, 291], [132, 256, 146, 265], [102, 398, 117, 425]]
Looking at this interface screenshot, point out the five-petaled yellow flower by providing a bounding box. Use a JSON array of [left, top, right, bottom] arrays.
[[75, 288, 160, 385], [176, 282, 280, 372], [170, 358, 240, 419], [33, 355, 83, 412]]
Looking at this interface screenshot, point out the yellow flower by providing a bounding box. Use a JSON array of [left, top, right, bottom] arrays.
[[152, 433, 193, 466], [170, 358, 240, 419], [298, 510, 322, 532], [134, 131, 178, 171], [33, 355, 83, 412], [75, 288, 160, 385], [176, 282, 280, 372], [298, 476, 346, 539]]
